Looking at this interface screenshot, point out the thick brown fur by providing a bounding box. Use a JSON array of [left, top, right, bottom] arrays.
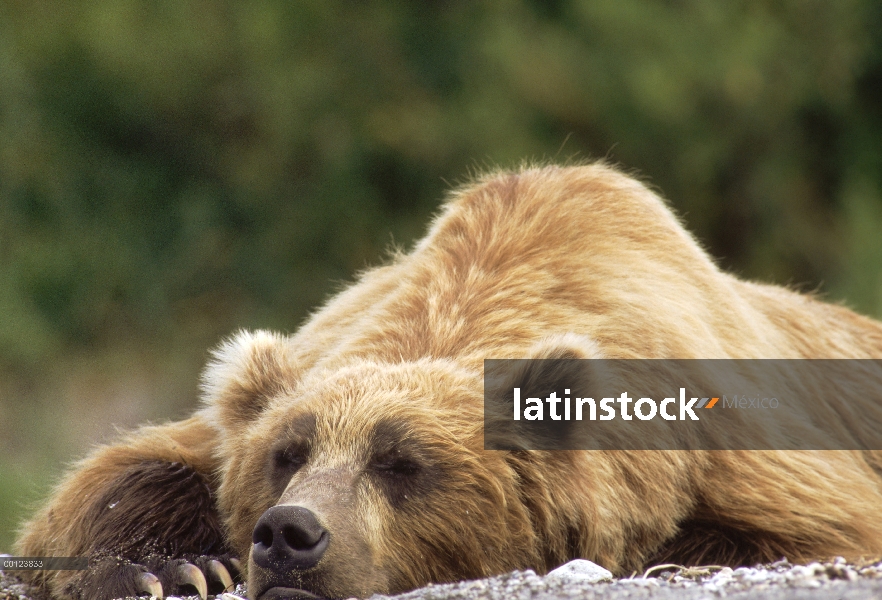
[[15, 164, 882, 599]]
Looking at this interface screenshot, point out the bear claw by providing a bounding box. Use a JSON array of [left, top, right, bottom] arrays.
[[208, 559, 235, 592], [138, 572, 163, 598], [177, 562, 208, 600]]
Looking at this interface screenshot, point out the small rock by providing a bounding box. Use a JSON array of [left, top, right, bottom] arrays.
[[545, 559, 613, 583]]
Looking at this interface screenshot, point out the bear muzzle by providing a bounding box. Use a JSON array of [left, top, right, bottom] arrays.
[[250, 505, 331, 599], [248, 463, 391, 598], [252, 505, 330, 572]]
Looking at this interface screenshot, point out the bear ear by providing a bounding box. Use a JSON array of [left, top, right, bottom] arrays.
[[199, 330, 297, 433], [486, 333, 604, 393], [484, 333, 604, 450], [504, 332, 604, 395], [524, 332, 604, 361]]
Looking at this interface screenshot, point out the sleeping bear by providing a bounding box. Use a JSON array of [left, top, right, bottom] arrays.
[[14, 164, 882, 600]]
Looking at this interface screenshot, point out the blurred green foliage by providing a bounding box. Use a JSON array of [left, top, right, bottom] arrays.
[[1, 0, 882, 551]]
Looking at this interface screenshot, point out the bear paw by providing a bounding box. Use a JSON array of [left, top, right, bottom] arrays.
[[61, 554, 241, 600]]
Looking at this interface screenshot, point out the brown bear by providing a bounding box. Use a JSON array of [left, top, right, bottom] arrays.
[[13, 163, 882, 600]]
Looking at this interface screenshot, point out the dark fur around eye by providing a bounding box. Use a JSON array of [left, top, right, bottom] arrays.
[[268, 414, 316, 495], [368, 452, 429, 508], [268, 444, 308, 499], [273, 445, 308, 473], [370, 454, 422, 478], [369, 419, 443, 508]]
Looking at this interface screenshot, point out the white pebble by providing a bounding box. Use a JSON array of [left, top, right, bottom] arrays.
[[546, 559, 613, 583]]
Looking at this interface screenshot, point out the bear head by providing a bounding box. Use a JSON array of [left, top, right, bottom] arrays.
[[197, 330, 579, 599]]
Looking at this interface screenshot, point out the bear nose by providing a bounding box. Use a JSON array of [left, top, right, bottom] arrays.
[[251, 505, 330, 573]]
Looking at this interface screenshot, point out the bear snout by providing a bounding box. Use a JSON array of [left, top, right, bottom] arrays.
[[252, 505, 330, 573]]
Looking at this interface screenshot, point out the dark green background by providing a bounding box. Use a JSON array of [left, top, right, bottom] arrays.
[[2, 0, 882, 551]]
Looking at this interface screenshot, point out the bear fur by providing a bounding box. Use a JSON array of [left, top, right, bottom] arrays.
[[14, 164, 882, 600]]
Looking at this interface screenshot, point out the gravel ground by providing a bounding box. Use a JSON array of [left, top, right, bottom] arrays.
[[4, 558, 882, 600]]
